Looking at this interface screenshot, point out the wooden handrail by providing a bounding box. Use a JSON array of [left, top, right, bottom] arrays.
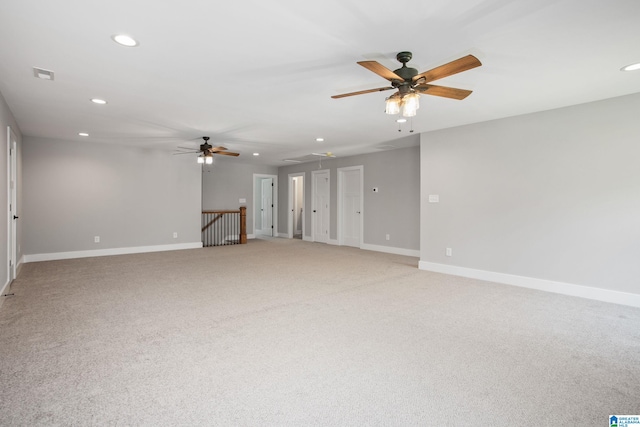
[[201, 213, 224, 232]]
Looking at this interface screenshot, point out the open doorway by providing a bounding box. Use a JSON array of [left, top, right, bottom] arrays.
[[288, 172, 304, 239]]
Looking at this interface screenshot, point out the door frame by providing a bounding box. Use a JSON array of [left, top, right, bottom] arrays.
[[311, 169, 330, 243], [252, 173, 278, 238], [6, 126, 18, 284], [337, 165, 363, 247], [260, 177, 274, 236], [288, 172, 305, 239]]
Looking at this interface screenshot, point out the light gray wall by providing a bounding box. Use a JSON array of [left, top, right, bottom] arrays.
[[420, 92, 640, 295], [278, 142, 420, 250], [23, 137, 201, 255], [0, 90, 23, 292], [201, 158, 277, 236]]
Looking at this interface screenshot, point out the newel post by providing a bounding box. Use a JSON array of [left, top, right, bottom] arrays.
[[239, 206, 247, 244]]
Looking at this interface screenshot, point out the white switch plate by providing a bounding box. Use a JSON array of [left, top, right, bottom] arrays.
[[446, 247, 452, 256], [173, 232, 178, 238], [239, 198, 246, 204], [429, 195, 440, 203], [94, 236, 100, 243], [373, 187, 379, 193]]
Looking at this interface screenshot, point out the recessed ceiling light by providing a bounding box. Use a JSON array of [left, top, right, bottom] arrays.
[[91, 98, 107, 104], [78, 132, 89, 136], [112, 34, 139, 47], [621, 62, 640, 72], [253, 153, 259, 156], [316, 137, 324, 142], [396, 119, 407, 123]]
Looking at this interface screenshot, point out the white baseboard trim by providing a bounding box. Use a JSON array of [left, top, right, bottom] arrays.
[[361, 243, 420, 258], [327, 239, 339, 246], [16, 255, 25, 278], [247, 234, 256, 240], [302, 235, 313, 242], [24, 242, 204, 263], [277, 233, 288, 238], [419, 261, 640, 308]]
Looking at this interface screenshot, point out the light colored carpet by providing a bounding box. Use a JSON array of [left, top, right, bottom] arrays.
[[0, 237, 638, 426]]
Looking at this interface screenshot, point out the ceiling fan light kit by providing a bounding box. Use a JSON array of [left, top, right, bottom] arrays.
[[386, 92, 420, 117], [173, 136, 240, 163], [197, 155, 214, 164], [333, 51, 481, 119]]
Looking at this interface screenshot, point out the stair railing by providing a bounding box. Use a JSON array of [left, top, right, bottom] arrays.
[[202, 206, 247, 247]]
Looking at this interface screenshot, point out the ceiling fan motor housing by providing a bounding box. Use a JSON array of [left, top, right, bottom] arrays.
[[392, 51, 419, 93]]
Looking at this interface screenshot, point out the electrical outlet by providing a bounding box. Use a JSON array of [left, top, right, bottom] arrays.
[[173, 232, 178, 238], [94, 236, 100, 243], [446, 247, 452, 257]]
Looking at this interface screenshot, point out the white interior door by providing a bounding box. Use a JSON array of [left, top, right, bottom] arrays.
[[261, 178, 273, 236], [312, 170, 329, 243], [7, 126, 17, 283], [339, 167, 362, 248]]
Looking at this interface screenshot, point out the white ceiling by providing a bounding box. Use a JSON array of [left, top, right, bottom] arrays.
[[1, 0, 639, 166]]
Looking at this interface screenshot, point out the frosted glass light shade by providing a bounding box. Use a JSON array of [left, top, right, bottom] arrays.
[[385, 96, 401, 115], [402, 93, 420, 117]]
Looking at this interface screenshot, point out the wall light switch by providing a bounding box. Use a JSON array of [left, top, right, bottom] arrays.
[[446, 247, 452, 257], [239, 198, 246, 204], [173, 232, 178, 238], [429, 195, 440, 203], [94, 236, 100, 243]]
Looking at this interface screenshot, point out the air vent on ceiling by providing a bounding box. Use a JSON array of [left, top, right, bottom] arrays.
[[33, 67, 54, 80], [283, 152, 337, 164]]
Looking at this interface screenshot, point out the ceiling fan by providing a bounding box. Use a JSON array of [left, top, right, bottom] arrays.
[[332, 52, 482, 117], [174, 136, 240, 164], [311, 151, 335, 157]]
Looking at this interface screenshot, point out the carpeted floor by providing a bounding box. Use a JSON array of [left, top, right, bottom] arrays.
[[0, 237, 638, 426]]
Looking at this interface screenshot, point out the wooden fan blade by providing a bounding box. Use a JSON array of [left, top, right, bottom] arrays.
[[209, 146, 228, 152], [414, 84, 473, 100], [331, 86, 394, 99], [357, 61, 404, 81], [173, 151, 199, 155], [412, 54, 482, 83], [214, 151, 240, 157]]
